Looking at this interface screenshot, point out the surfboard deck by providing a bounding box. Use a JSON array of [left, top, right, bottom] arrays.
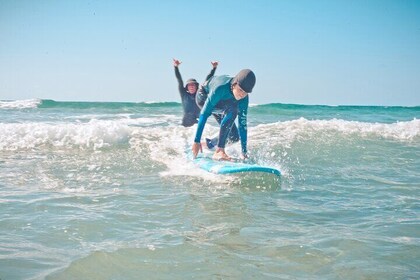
[[190, 153, 281, 176]]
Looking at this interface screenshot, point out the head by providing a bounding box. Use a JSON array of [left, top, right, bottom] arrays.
[[185, 78, 198, 94], [231, 69, 256, 100]]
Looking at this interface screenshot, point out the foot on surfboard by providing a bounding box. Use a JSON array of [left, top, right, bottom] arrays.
[[212, 149, 232, 161]]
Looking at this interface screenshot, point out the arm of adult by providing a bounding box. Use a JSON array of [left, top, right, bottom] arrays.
[[173, 58, 184, 95], [203, 61, 218, 83]]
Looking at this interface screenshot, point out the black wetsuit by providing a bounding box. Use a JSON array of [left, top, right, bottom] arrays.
[[174, 66, 216, 127]]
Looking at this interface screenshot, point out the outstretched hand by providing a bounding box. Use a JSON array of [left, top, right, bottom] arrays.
[[173, 58, 181, 67], [211, 61, 218, 68], [192, 142, 202, 158]]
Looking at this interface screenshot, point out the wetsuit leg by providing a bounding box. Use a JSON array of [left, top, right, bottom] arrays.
[[206, 114, 239, 149], [227, 123, 240, 143], [212, 114, 239, 142], [214, 100, 238, 149]]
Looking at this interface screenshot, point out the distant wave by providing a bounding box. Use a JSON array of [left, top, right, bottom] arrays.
[[253, 102, 420, 110], [0, 99, 182, 110], [0, 98, 420, 113], [38, 99, 180, 109], [1, 99, 419, 110], [0, 99, 42, 109]]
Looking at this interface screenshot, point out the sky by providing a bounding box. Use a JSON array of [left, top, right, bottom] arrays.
[[0, 0, 419, 106]]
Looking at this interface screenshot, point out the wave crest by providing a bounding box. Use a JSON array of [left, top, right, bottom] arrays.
[[253, 118, 420, 142], [0, 119, 132, 151], [1, 117, 418, 152], [0, 99, 41, 109]]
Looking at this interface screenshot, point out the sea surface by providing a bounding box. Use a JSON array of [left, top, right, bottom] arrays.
[[0, 99, 419, 279]]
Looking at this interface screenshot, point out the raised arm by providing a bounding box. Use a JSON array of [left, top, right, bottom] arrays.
[[173, 58, 184, 94], [204, 61, 218, 82]]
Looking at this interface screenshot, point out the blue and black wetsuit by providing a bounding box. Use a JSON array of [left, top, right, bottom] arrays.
[[174, 66, 216, 127], [194, 75, 248, 155]]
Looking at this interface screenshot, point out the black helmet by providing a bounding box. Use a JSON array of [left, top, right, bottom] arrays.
[[232, 69, 256, 93]]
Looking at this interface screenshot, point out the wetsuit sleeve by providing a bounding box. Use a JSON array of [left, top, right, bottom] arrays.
[[174, 66, 185, 97], [193, 90, 222, 143], [238, 97, 249, 154], [194, 114, 210, 143], [200, 89, 220, 117], [204, 67, 216, 83]]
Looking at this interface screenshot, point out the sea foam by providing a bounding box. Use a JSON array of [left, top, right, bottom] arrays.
[[1, 117, 418, 151], [0, 119, 132, 151], [253, 118, 420, 142]]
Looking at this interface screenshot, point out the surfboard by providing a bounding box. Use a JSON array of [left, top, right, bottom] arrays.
[[190, 153, 281, 176]]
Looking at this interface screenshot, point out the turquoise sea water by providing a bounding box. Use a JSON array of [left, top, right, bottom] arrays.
[[0, 99, 419, 279]]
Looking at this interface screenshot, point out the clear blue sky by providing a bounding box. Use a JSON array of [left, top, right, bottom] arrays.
[[1, 0, 419, 105]]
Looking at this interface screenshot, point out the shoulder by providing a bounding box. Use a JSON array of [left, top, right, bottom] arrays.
[[207, 75, 232, 95], [208, 75, 232, 88]]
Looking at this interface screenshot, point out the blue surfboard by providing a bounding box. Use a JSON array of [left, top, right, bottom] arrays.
[[190, 153, 281, 176]]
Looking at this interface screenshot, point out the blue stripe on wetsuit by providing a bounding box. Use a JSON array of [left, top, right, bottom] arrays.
[[237, 101, 248, 154]]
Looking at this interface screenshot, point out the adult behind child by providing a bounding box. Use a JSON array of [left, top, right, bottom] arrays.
[[173, 58, 218, 127]]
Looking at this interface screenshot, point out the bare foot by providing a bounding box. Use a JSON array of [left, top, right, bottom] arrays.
[[212, 149, 232, 161]]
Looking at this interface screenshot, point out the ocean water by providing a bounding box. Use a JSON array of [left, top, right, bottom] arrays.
[[0, 99, 419, 279]]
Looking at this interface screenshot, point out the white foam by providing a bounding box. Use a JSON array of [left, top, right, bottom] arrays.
[[1, 116, 418, 154], [125, 124, 230, 182], [0, 99, 41, 109], [62, 186, 86, 193], [0, 119, 132, 151], [253, 118, 420, 142]]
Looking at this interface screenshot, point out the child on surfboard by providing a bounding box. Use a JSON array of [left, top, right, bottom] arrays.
[[192, 69, 256, 161], [173, 58, 218, 127]]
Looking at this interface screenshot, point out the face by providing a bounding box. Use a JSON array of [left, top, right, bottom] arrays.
[[232, 83, 248, 100], [187, 83, 198, 94]]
